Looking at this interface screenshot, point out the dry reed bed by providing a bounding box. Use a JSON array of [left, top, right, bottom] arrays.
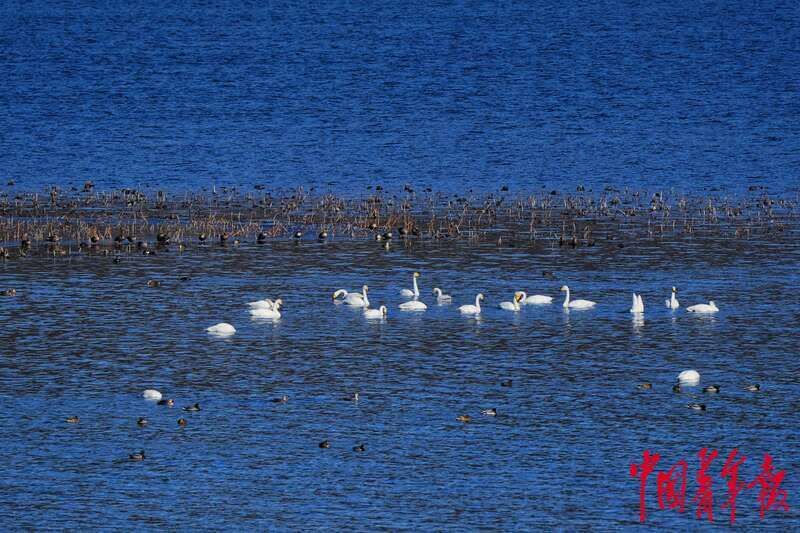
[[0, 187, 797, 256]]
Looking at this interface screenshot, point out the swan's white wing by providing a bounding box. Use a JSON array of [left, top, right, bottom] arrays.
[[400, 289, 415, 298]]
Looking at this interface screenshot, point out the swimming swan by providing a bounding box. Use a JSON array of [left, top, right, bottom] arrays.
[[206, 323, 236, 335], [517, 291, 553, 305], [248, 298, 282, 310], [432, 287, 452, 303], [333, 285, 370, 307], [687, 301, 719, 313], [459, 293, 484, 315], [560, 286, 596, 309], [250, 300, 282, 319], [678, 369, 700, 385], [665, 287, 679, 309], [142, 389, 162, 401], [499, 292, 524, 311], [630, 293, 644, 313], [364, 306, 388, 319], [399, 299, 427, 311], [400, 272, 421, 298]]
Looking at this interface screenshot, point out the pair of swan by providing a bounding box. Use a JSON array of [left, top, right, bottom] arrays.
[[399, 272, 428, 311], [630, 293, 644, 313], [499, 292, 524, 311], [247, 298, 283, 319], [333, 285, 369, 307], [665, 287, 717, 313]]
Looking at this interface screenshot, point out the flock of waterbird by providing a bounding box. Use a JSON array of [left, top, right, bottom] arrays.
[[205, 272, 720, 335]]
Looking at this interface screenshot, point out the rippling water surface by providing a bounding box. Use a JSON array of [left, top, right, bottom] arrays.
[[1, 236, 798, 528]]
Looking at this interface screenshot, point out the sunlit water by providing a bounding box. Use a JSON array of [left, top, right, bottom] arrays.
[[1, 236, 798, 529]]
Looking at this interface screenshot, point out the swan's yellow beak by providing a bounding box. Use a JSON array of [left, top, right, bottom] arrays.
[[515, 293, 523, 302]]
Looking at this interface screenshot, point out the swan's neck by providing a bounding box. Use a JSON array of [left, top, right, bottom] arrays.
[[671, 293, 678, 305], [563, 288, 570, 307], [412, 276, 419, 297], [519, 292, 527, 301], [362, 288, 369, 306], [475, 295, 481, 310]]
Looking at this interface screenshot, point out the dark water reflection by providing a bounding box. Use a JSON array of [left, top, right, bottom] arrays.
[[1, 237, 798, 529]]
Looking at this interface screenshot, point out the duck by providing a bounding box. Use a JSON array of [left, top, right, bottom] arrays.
[[177, 418, 187, 426], [319, 440, 331, 449], [318, 230, 328, 240], [157, 398, 174, 407], [250, 300, 282, 319], [294, 231, 302, 239], [481, 408, 497, 416], [142, 389, 162, 401], [137, 417, 148, 427], [637, 383, 653, 390], [687, 301, 719, 313], [206, 323, 236, 335], [129, 450, 146, 461], [353, 443, 366, 452], [333, 285, 369, 307], [456, 415, 471, 423], [247, 298, 282, 310], [672, 384, 682, 393], [364, 306, 388, 319], [398, 299, 427, 311], [183, 403, 201, 412], [500, 379, 513, 387], [687, 403, 707, 411], [343, 392, 359, 402], [400, 272, 421, 298], [66, 415, 80, 423], [147, 280, 160, 288], [2, 289, 16, 297], [745, 383, 760, 392], [271, 395, 289, 403], [432, 288, 452, 303], [499, 292, 523, 311], [560, 285, 596, 309], [516, 291, 553, 305], [703, 385, 721, 393], [630, 293, 644, 313], [458, 293, 484, 315], [665, 286, 679, 309]]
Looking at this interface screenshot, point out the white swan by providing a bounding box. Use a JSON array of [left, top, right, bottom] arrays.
[[459, 293, 484, 315], [499, 292, 523, 311], [630, 293, 644, 313], [678, 369, 700, 385], [248, 298, 282, 310], [250, 300, 282, 319], [517, 291, 553, 305], [364, 306, 387, 319], [333, 285, 369, 307], [665, 287, 679, 309], [687, 301, 719, 313], [432, 287, 452, 303], [206, 322, 236, 335], [560, 285, 596, 309], [399, 299, 427, 311], [400, 272, 421, 298], [143, 389, 162, 401]]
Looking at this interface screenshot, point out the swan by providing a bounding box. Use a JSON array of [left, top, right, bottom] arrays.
[[678, 369, 700, 385], [630, 293, 644, 313], [432, 287, 452, 303], [459, 293, 484, 315], [206, 323, 236, 335], [687, 301, 719, 313], [250, 300, 282, 319], [248, 298, 282, 310], [517, 291, 553, 305], [560, 285, 596, 309], [400, 272, 421, 298], [398, 299, 427, 311], [364, 306, 387, 319], [142, 389, 162, 401], [333, 285, 369, 307], [499, 292, 523, 311], [665, 286, 679, 309]]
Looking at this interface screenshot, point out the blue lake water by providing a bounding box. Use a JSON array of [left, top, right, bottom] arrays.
[[1, 0, 799, 529], [1, 0, 799, 196]]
